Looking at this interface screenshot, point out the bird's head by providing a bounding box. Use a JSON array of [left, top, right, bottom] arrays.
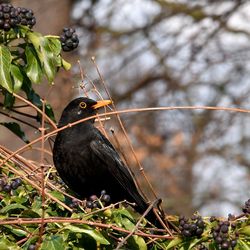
[[58, 97, 111, 127]]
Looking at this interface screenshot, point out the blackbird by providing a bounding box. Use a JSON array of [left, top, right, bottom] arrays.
[[53, 97, 162, 227]]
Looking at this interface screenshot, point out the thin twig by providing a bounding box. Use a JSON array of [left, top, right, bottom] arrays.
[[0, 217, 174, 240], [77, 60, 89, 97]]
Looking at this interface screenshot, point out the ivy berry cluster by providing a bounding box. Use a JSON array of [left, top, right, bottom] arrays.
[[0, 3, 36, 31], [211, 220, 238, 249], [60, 27, 79, 52], [69, 190, 111, 211], [0, 177, 22, 193], [86, 190, 111, 209], [179, 214, 205, 237], [242, 198, 250, 214]]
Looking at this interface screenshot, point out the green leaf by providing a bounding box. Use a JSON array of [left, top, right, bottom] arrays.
[[20, 235, 38, 250], [27, 32, 57, 83], [21, 209, 41, 218], [42, 36, 62, 71], [62, 58, 71, 70], [46, 37, 61, 56], [21, 79, 41, 106], [0, 122, 29, 143], [48, 190, 65, 202], [113, 207, 135, 230], [64, 225, 109, 245], [130, 235, 147, 250], [188, 238, 205, 249], [238, 239, 250, 249], [0, 237, 20, 250], [12, 195, 28, 205], [240, 225, 250, 236], [0, 203, 27, 213], [12, 228, 28, 237], [25, 45, 42, 84], [3, 92, 15, 108], [166, 237, 183, 250], [120, 217, 135, 231], [40, 235, 65, 250], [113, 207, 134, 220], [0, 45, 13, 92], [10, 64, 23, 92], [44, 103, 56, 122], [31, 196, 42, 214], [4, 225, 28, 237]]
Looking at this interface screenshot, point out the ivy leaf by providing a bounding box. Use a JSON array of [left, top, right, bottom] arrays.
[[40, 235, 65, 250], [240, 225, 250, 236], [166, 237, 183, 250], [237, 239, 250, 249], [0, 122, 29, 143], [48, 190, 65, 202], [42, 36, 62, 70], [188, 238, 205, 249], [0, 45, 13, 92], [0, 203, 27, 213], [128, 235, 147, 250], [3, 225, 28, 237], [3, 92, 15, 108], [27, 32, 57, 83], [21, 79, 41, 106], [113, 207, 135, 229], [0, 237, 20, 250], [44, 103, 56, 122], [64, 225, 110, 245], [25, 45, 42, 84], [21, 209, 41, 218], [62, 58, 71, 70], [45, 37, 61, 56], [10, 64, 23, 92]]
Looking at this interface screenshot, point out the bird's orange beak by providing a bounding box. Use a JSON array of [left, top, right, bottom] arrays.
[[92, 100, 112, 109]]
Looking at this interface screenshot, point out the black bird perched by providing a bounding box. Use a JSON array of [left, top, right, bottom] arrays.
[[53, 97, 163, 227]]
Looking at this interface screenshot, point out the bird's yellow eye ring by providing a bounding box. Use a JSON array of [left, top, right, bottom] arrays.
[[79, 102, 87, 109]]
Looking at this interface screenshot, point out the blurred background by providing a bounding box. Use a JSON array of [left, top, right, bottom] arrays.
[[1, 0, 250, 217]]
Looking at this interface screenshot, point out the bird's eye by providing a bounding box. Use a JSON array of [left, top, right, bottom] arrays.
[[79, 102, 87, 109]]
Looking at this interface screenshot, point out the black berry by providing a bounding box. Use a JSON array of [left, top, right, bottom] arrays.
[[101, 190, 106, 195], [28, 244, 36, 250], [3, 184, 11, 192], [86, 201, 93, 209], [89, 195, 98, 201], [102, 194, 111, 203], [0, 178, 6, 188], [15, 178, 22, 185]]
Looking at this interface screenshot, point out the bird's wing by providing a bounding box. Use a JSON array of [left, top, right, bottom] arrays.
[[90, 132, 147, 210]]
